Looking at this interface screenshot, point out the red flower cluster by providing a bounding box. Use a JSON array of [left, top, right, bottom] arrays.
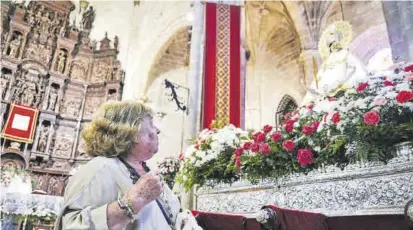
[[396, 90, 413, 104], [356, 83, 369, 92]]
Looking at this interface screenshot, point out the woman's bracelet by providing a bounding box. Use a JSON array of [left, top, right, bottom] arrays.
[[117, 197, 136, 219]]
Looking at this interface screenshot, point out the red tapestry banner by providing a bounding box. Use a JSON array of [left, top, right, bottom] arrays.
[[1, 104, 39, 143], [203, 2, 241, 129]]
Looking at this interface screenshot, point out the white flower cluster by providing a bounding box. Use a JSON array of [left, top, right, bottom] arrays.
[[184, 125, 249, 168], [1, 169, 32, 194]]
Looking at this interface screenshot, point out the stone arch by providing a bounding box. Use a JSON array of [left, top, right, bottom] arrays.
[[349, 24, 391, 65], [125, 12, 191, 99], [275, 94, 297, 127], [19, 59, 48, 75], [145, 26, 191, 92], [1, 151, 29, 170]]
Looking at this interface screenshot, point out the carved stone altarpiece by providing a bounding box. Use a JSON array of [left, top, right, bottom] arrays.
[[0, 1, 124, 196]]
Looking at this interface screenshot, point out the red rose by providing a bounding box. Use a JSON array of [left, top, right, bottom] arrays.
[[263, 125, 273, 133], [331, 112, 341, 124], [384, 80, 394, 86], [253, 132, 266, 143], [234, 147, 244, 156], [311, 121, 320, 131], [250, 143, 260, 152], [396, 90, 413, 104], [282, 140, 295, 151], [259, 143, 271, 155], [243, 142, 252, 150], [271, 132, 282, 142], [363, 110, 381, 126], [405, 64, 413, 72], [297, 148, 313, 166], [356, 83, 369, 92], [285, 125, 294, 133], [302, 125, 314, 135], [235, 155, 241, 168], [307, 104, 314, 110]]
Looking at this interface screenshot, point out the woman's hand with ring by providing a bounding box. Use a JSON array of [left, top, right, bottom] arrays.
[[124, 169, 163, 212]]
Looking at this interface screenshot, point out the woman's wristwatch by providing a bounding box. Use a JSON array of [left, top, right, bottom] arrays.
[[117, 197, 136, 219]]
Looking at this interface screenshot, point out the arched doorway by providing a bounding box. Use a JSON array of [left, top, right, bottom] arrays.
[[275, 94, 298, 127]]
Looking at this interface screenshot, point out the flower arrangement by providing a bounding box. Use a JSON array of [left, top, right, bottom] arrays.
[[157, 156, 181, 188], [240, 65, 413, 182], [1, 167, 33, 194], [176, 124, 249, 190], [177, 64, 413, 190], [22, 205, 57, 224]]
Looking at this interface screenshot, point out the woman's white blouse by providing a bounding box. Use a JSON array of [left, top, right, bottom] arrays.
[[54, 156, 180, 230]]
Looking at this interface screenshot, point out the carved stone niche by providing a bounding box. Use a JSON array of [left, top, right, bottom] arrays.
[[44, 83, 60, 112], [83, 87, 106, 119], [3, 30, 24, 59], [36, 120, 51, 153], [23, 29, 54, 67], [30, 172, 48, 193], [91, 58, 112, 83], [75, 123, 90, 160], [9, 65, 48, 109], [1, 67, 13, 101], [1, 152, 28, 171], [54, 48, 69, 74], [69, 57, 90, 82], [52, 123, 75, 159], [60, 92, 83, 119]]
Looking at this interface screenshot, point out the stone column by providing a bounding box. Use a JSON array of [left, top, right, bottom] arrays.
[[55, 84, 65, 114], [299, 49, 321, 91], [70, 85, 88, 160], [42, 83, 52, 110], [382, 1, 413, 63], [45, 122, 55, 158], [32, 118, 44, 152], [181, 0, 205, 210]]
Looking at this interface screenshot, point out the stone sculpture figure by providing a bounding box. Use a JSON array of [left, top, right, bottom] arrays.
[[81, 6, 95, 30], [0, 73, 10, 99], [302, 21, 368, 105], [21, 81, 36, 106], [38, 125, 49, 152], [48, 87, 58, 111], [8, 35, 22, 58], [114, 36, 119, 49], [57, 52, 66, 73]]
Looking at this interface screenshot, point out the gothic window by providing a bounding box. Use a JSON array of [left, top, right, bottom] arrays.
[[275, 95, 298, 127]]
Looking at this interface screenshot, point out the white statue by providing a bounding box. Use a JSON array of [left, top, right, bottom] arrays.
[[302, 21, 368, 105], [175, 210, 203, 230]]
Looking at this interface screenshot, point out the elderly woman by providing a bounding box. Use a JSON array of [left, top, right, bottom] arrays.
[[55, 101, 180, 230]]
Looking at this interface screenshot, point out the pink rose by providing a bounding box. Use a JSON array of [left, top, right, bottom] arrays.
[[234, 147, 244, 156], [252, 132, 266, 143], [263, 125, 273, 133], [331, 112, 341, 124], [235, 155, 241, 168], [311, 121, 320, 131], [250, 143, 260, 152], [302, 125, 314, 136], [243, 142, 252, 150], [356, 83, 369, 92], [271, 132, 282, 142], [373, 96, 387, 106], [297, 148, 313, 166], [282, 140, 295, 151], [259, 143, 271, 155], [363, 110, 380, 126], [396, 90, 413, 104]]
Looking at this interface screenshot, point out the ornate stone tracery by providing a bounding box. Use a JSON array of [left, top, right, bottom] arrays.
[[0, 1, 124, 196]]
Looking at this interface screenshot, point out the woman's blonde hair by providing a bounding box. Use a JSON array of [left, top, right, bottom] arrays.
[[82, 100, 154, 157]]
